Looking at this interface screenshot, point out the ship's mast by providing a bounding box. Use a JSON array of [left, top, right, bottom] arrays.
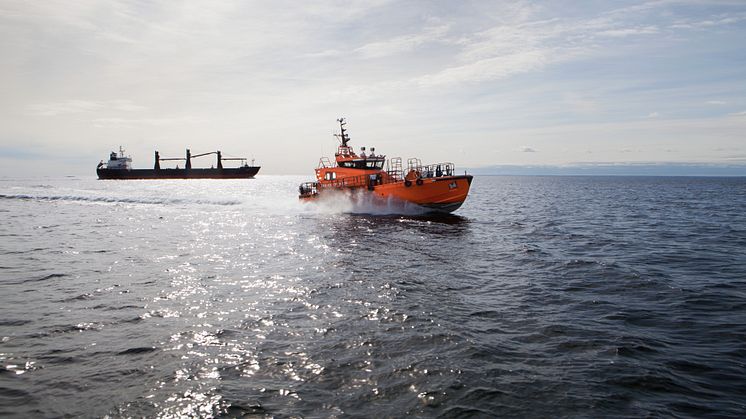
[[334, 117, 350, 147]]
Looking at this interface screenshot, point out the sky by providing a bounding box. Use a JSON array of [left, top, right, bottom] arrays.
[[1, 0, 745, 176]]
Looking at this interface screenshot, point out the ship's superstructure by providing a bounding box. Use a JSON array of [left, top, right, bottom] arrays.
[[100, 147, 132, 170]]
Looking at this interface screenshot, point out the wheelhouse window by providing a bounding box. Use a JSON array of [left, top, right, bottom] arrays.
[[338, 159, 384, 169]]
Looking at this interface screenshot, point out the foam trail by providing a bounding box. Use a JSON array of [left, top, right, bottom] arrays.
[[306, 190, 428, 216], [0, 193, 241, 206]]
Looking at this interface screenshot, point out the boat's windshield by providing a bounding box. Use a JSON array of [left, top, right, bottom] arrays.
[[339, 159, 384, 169]]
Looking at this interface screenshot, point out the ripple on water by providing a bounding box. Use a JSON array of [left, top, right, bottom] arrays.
[[0, 176, 745, 417]]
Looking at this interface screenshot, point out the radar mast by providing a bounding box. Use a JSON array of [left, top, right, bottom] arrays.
[[334, 117, 350, 147]]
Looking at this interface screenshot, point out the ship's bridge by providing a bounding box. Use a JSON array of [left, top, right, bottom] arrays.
[[105, 146, 132, 170], [334, 145, 385, 170]]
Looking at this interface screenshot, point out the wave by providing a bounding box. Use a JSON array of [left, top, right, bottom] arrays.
[[0, 193, 241, 206], [2, 273, 68, 285], [306, 189, 429, 216], [117, 347, 158, 355]]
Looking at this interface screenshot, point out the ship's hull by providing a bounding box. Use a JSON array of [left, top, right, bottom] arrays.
[[301, 174, 473, 213], [97, 167, 260, 179]]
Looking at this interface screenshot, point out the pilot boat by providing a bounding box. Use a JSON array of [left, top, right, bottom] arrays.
[[298, 118, 473, 213]]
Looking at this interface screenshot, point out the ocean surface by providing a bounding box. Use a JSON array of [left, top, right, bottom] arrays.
[[1, 175, 745, 418]]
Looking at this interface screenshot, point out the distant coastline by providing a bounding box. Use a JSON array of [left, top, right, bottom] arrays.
[[467, 163, 746, 177]]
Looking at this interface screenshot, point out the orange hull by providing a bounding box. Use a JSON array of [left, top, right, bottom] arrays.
[[301, 174, 473, 213], [370, 175, 472, 212]]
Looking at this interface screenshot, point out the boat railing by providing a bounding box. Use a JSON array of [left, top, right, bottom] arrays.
[[299, 173, 389, 197], [319, 162, 456, 189], [418, 162, 456, 179], [402, 162, 456, 179], [324, 172, 403, 189], [299, 161, 459, 197], [318, 157, 333, 168], [407, 158, 422, 173], [387, 157, 403, 181]]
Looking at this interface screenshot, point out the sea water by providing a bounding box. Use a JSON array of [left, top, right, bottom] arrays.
[[1, 175, 745, 417]]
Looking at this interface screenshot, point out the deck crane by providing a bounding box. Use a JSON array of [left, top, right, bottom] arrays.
[[154, 149, 250, 170]]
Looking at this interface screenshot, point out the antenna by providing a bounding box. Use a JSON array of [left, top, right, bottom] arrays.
[[333, 117, 350, 147]]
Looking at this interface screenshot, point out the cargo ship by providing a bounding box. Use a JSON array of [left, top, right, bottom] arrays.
[[97, 147, 260, 179], [298, 118, 473, 213]]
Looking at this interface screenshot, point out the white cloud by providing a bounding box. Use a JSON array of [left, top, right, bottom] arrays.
[[91, 116, 200, 128], [354, 25, 450, 58], [417, 50, 549, 86], [597, 26, 659, 37], [411, 4, 680, 87], [303, 49, 344, 58], [670, 13, 746, 29], [26, 100, 146, 116]]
